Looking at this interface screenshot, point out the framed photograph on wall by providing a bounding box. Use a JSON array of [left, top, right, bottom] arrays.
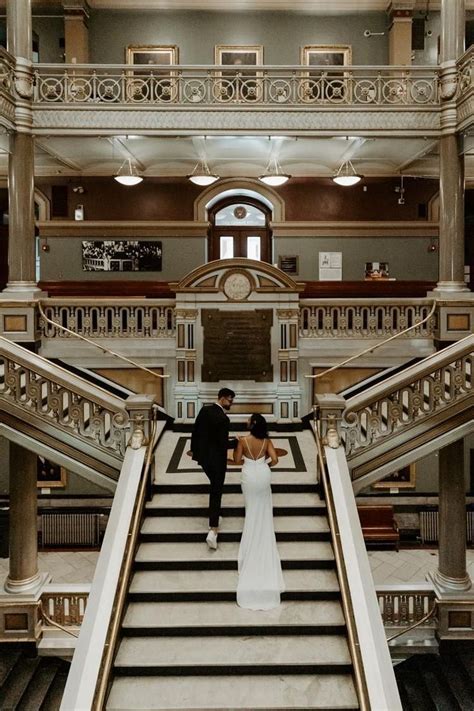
[[214, 45, 264, 102], [37, 457, 67, 488], [373, 463, 416, 489], [278, 255, 299, 275], [301, 45, 351, 102], [125, 45, 179, 101], [82, 240, 162, 272]]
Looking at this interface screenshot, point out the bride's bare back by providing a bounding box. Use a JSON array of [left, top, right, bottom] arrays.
[[234, 435, 278, 466]]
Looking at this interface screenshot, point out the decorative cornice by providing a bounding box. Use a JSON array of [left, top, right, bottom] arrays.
[[271, 221, 439, 238], [37, 220, 208, 238]]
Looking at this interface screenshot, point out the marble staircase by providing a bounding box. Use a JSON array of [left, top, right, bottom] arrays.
[[0, 644, 69, 710], [105, 431, 360, 710]]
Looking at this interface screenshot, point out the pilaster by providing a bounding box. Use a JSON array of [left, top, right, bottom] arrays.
[[387, 3, 414, 66]]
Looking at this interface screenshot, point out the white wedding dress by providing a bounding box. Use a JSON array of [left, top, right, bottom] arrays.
[[237, 439, 285, 610]]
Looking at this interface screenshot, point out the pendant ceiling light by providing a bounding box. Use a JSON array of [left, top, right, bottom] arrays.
[[188, 160, 219, 186], [258, 158, 290, 187], [114, 158, 143, 186], [332, 160, 362, 187]]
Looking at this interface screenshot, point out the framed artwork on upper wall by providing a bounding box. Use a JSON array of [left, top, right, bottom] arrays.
[[37, 457, 67, 488], [214, 45, 264, 102], [125, 45, 179, 101], [372, 463, 416, 489], [301, 45, 352, 102]]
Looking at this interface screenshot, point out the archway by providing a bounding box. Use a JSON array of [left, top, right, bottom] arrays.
[[208, 195, 272, 262]]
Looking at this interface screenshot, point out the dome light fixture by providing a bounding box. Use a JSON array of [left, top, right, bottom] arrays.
[[187, 160, 219, 186], [114, 158, 143, 186], [332, 160, 362, 187], [258, 158, 290, 187]]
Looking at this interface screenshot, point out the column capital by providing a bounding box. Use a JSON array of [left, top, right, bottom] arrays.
[[387, 2, 414, 22], [63, 0, 90, 21]]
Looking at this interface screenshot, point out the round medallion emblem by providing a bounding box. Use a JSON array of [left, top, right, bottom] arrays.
[[223, 272, 252, 300]]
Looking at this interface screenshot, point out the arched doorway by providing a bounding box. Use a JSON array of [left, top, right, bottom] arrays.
[[208, 196, 272, 262]]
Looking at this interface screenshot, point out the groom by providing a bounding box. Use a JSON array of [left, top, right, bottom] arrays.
[[190, 388, 236, 550]]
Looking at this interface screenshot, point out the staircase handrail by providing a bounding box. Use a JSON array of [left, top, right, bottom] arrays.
[[59, 418, 163, 711], [306, 300, 437, 382], [0, 335, 130, 457], [316, 427, 402, 710], [313, 425, 370, 711], [344, 332, 473, 414], [38, 301, 169, 380]]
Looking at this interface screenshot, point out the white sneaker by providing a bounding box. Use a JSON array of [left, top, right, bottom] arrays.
[[206, 530, 218, 550]]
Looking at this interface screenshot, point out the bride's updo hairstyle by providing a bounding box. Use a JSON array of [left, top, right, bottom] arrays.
[[249, 413, 268, 440]]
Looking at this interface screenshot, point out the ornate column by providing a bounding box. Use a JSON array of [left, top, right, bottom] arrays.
[[387, 3, 414, 66], [4, 443, 41, 593], [435, 0, 469, 294], [2, 0, 42, 300], [64, 1, 90, 64]]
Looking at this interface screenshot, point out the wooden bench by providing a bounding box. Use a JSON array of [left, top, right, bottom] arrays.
[[357, 505, 400, 550]]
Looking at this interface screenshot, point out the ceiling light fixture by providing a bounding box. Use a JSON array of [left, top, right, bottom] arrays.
[[258, 158, 291, 187], [114, 158, 143, 186], [332, 160, 362, 187], [187, 160, 219, 186]]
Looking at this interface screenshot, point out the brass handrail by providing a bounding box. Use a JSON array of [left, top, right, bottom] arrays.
[[313, 418, 370, 711], [39, 602, 80, 638], [386, 603, 437, 643], [306, 300, 437, 381], [38, 301, 169, 380], [92, 415, 159, 709]]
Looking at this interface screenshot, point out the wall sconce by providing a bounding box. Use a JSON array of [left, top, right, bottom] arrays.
[[41, 240, 50, 252]]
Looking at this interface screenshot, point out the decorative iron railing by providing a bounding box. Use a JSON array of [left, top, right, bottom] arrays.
[[33, 64, 441, 108], [377, 586, 436, 627], [457, 46, 474, 101], [0, 337, 129, 457], [40, 299, 176, 339], [343, 335, 473, 457], [299, 300, 436, 339]]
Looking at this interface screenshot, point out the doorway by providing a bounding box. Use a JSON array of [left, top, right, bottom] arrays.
[[208, 197, 272, 263]]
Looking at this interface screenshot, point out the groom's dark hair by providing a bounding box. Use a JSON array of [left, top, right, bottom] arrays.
[[218, 387, 235, 399]]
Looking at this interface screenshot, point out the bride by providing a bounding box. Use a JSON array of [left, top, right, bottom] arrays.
[[233, 414, 285, 610]]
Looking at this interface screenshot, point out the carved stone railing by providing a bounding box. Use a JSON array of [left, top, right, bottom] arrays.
[[0, 47, 16, 129], [299, 299, 435, 339], [343, 334, 473, 460], [33, 63, 440, 108], [41, 584, 90, 628], [40, 299, 176, 339], [376, 585, 436, 627], [0, 336, 129, 458]]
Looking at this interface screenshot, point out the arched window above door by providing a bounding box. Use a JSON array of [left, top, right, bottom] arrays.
[[215, 202, 266, 227], [208, 196, 272, 263]]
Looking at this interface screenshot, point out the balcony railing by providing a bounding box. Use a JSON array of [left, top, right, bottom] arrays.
[[33, 64, 441, 109]]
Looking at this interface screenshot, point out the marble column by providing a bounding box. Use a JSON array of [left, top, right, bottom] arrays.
[[64, 0, 90, 64], [435, 0, 469, 294], [2, 0, 41, 299], [387, 4, 413, 66], [433, 439, 471, 593], [4, 442, 41, 593]]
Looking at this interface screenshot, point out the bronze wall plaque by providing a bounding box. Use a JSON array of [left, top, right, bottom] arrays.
[[202, 309, 273, 382]]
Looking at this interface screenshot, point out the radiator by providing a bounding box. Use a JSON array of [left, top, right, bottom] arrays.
[[42, 513, 100, 547], [419, 511, 474, 544]]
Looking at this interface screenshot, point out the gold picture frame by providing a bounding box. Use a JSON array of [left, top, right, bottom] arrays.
[[301, 44, 352, 68], [373, 463, 416, 489], [125, 45, 179, 102], [300, 45, 352, 102], [214, 45, 264, 102], [37, 457, 67, 488]]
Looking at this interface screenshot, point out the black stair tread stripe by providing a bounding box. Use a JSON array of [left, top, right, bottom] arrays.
[[145, 507, 326, 517], [112, 663, 354, 677], [120, 624, 347, 637], [17, 659, 61, 711], [128, 591, 342, 602], [139, 532, 332, 542], [0, 656, 42, 709], [132, 560, 336, 571]]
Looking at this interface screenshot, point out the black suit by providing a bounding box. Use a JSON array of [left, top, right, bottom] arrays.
[[191, 403, 230, 528]]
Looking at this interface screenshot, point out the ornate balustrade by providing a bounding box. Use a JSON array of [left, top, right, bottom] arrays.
[[0, 48, 16, 130], [299, 299, 435, 339], [40, 299, 176, 339], [343, 335, 473, 459], [377, 585, 436, 627], [41, 585, 90, 627], [0, 336, 129, 458], [33, 63, 440, 108], [457, 46, 474, 131]]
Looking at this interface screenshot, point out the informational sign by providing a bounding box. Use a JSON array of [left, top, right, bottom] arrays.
[[319, 251, 342, 281]]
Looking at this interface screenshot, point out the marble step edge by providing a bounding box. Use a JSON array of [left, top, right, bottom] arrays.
[[128, 591, 341, 603], [113, 662, 354, 676], [139, 532, 331, 542], [133, 560, 336, 571], [120, 624, 347, 637]]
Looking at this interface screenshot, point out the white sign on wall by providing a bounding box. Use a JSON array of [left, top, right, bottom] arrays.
[[319, 252, 342, 281]]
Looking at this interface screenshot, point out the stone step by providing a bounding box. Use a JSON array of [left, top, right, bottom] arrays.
[[114, 634, 352, 674], [136, 540, 334, 562], [129, 568, 340, 603], [155, 469, 318, 486], [106, 673, 359, 710], [147, 492, 324, 508], [122, 599, 346, 634], [141, 515, 330, 535]]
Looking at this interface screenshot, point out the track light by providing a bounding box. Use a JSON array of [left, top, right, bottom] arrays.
[[332, 160, 362, 186], [187, 160, 219, 186], [114, 158, 143, 186], [258, 158, 290, 186]]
